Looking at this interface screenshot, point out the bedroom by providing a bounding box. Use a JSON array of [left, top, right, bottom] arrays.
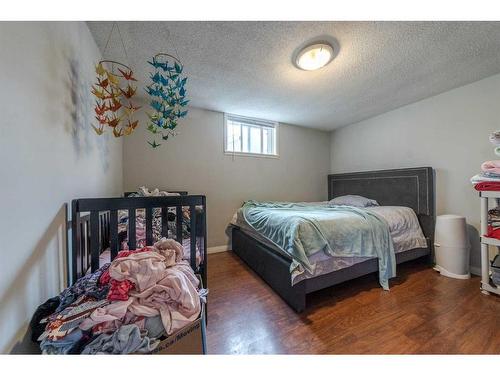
[[1, 0, 499, 370]]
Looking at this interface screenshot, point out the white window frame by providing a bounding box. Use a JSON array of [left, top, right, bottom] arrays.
[[223, 113, 279, 158]]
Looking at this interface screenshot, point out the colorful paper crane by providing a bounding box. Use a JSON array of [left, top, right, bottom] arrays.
[[145, 53, 189, 148], [119, 84, 136, 99], [118, 67, 137, 81], [108, 98, 122, 112], [90, 60, 140, 138], [94, 101, 108, 116]]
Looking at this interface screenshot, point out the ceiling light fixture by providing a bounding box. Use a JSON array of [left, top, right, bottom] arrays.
[[295, 42, 334, 71]]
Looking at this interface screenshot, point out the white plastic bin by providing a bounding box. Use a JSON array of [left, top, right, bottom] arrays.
[[433, 214, 471, 279]]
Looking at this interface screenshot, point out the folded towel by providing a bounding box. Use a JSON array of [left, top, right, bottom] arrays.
[[481, 160, 500, 175], [484, 171, 500, 178], [474, 181, 500, 191], [470, 173, 500, 184]]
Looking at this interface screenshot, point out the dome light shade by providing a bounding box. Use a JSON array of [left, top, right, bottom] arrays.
[[295, 43, 334, 71]]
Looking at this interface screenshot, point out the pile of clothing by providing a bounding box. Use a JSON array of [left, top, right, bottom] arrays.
[[486, 206, 500, 239], [470, 160, 500, 191], [30, 237, 207, 355]]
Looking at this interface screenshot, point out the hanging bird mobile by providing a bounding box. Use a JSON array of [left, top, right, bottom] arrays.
[[91, 60, 141, 137], [145, 53, 189, 148]]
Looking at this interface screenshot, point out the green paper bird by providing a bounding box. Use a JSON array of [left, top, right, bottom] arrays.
[[148, 140, 161, 148]]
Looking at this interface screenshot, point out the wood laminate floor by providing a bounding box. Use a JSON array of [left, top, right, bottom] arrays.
[[206, 251, 500, 354]]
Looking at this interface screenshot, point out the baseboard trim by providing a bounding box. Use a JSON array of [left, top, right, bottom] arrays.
[[207, 245, 231, 254], [470, 266, 481, 276]]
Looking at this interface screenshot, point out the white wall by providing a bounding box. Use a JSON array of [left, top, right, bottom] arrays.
[[330, 73, 500, 272], [123, 107, 331, 248], [0, 22, 123, 353]]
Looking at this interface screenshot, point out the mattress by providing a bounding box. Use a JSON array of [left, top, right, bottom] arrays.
[[231, 203, 427, 285]]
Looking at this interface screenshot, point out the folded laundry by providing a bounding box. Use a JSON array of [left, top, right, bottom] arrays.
[[474, 181, 500, 191], [489, 207, 500, 218], [483, 171, 500, 178], [81, 323, 159, 354], [487, 225, 500, 240], [481, 160, 500, 175], [470, 173, 500, 184]]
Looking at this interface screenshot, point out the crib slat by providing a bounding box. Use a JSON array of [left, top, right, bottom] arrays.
[[110, 210, 118, 260], [190, 205, 196, 270], [129, 208, 136, 249], [161, 207, 168, 238], [145, 207, 153, 246], [99, 214, 104, 250], [90, 211, 100, 272], [79, 221, 85, 281], [201, 196, 207, 288], [176, 206, 183, 243], [71, 202, 78, 286]]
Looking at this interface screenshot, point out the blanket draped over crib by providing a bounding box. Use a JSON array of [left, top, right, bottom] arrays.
[[240, 201, 396, 290]]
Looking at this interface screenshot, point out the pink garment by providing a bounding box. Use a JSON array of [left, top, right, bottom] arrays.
[[109, 251, 168, 292], [91, 312, 145, 335], [481, 160, 500, 174], [153, 238, 184, 266], [128, 262, 200, 335], [79, 298, 133, 331]]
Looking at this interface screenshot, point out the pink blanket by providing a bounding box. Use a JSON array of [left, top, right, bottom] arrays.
[[128, 263, 200, 335]]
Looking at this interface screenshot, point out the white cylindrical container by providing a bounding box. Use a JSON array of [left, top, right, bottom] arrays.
[[434, 214, 471, 279]]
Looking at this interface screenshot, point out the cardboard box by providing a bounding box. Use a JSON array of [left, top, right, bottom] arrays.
[[145, 275, 206, 355], [147, 303, 206, 354]]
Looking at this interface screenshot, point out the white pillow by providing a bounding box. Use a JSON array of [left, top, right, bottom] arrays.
[[328, 195, 379, 207]]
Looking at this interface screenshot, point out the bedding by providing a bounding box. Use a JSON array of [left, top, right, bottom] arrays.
[[328, 195, 379, 207], [239, 201, 396, 290], [231, 201, 427, 288]]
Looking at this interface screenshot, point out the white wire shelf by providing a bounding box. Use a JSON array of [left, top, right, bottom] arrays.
[[479, 191, 500, 198]]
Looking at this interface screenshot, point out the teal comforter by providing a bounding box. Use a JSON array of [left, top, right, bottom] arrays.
[[241, 201, 396, 290]]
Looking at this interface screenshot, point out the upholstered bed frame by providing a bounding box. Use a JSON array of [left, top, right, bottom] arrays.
[[231, 167, 435, 312]]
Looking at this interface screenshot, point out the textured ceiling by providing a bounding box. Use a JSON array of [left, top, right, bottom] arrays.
[[87, 21, 500, 130]]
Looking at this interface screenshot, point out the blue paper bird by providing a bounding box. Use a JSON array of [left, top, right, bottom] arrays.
[[160, 75, 169, 86], [150, 100, 163, 112]]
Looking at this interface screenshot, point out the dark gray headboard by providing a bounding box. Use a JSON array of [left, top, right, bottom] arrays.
[[328, 167, 435, 247]]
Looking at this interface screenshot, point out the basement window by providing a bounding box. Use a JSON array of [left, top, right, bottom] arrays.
[[224, 114, 279, 157]]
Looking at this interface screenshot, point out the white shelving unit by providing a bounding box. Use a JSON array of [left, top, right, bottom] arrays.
[[479, 191, 500, 295]]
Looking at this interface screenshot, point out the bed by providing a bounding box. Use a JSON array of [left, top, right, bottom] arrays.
[[231, 167, 435, 312]]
